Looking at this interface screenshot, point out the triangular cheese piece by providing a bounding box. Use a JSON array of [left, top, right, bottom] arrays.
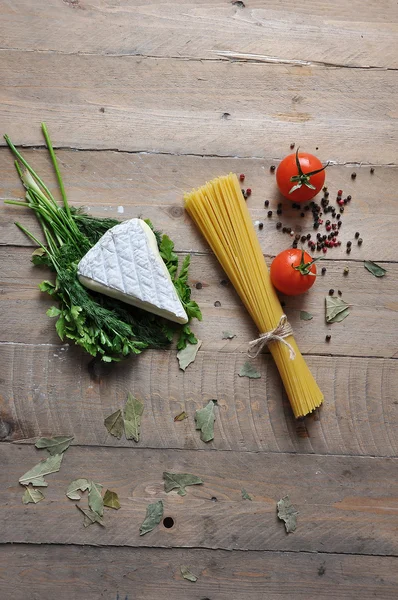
[[77, 219, 188, 324]]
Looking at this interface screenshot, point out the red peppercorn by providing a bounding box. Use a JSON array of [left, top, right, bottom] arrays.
[[337, 189, 343, 196], [239, 174, 245, 182], [323, 247, 327, 253], [326, 225, 331, 232], [246, 188, 252, 196]]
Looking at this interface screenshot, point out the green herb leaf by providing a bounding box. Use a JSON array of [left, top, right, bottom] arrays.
[[325, 296, 350, 323], [328, 307, 350, 323], [241, 488, 252, 501], [180, 566, 198, 582], [277, 495, 298, 533], [35, 435, 74, 455], [19, 454, 63, 487], [174, 411, 188, 422], [124, 394, 144, 442], [177, 339, 202, 371], [46, 306, 62, 318], [22, 486, 45, 504], [239, 360, 261, 379], [195, 399, 217, 443], [159, 234, 178, 267], [364, 260, 386, 278], [104, 409, 124, 439], [103, 489, 121, 510], [76, 504, 105, 528], [300, 311, 313, 321], [139, 500, 164, 536], [163, 472, 203, 496], [66, 478, 91, 500], [88, 481, 104, 517], [222, 331, 236, 339]]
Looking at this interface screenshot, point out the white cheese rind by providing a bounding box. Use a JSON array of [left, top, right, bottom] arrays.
[[77, 219, 188, 324]]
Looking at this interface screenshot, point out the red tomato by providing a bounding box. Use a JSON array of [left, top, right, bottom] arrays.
[[270, 249, 317, 296], [276, 150, 327, 203]]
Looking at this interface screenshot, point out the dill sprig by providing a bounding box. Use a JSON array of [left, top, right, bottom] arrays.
[[4, 124, 201, 361]]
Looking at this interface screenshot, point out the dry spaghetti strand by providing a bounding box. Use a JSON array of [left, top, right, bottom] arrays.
[[184, 173, 323, 418]]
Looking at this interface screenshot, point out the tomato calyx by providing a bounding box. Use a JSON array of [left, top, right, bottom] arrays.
[[289, 149, 328, 195], [292, 250, 322, 276]]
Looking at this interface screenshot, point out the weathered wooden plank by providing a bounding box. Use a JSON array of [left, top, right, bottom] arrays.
[[1, 246, 397, 358], [1, 0, 397, 68], [0, 343, 397, 457], [1, 150, 396, 260], [1, 444, 397, 555], [1, 52, 397, 162], [0, 545, 397, 600]]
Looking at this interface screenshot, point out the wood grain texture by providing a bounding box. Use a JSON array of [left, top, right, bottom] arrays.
[[1, 444, 397, 554], [1, 52, 397, 162], [1, 344, 397, 457], [1, 246, 396, 358], [1, 0, 397, 68], [0, 545, 397, 600], [1, 150, 397, 260]]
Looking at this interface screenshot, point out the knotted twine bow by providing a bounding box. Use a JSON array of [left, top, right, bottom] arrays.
[[247, 314, 296, 361]]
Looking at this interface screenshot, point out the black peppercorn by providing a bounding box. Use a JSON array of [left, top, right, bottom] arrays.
[[338, 290, 342, 296], [304, 205, 310, 211], [267, 210, 272, 217], [346, 247, 351, 254], [347, 241, 352, 247], [264, 200, 269, 207], [286, 227, 291, 234], [314, 222, 320, 229], [370, 168, 374, 174], [295, 233, 301, 241], [195, 282, 203, 290], [340, 206, 345, 213], [301, 235, 306, 243], [300, 212, 305, 217], [351, 172, 357, 179], [277, 208, 282, 215], [355, 232, 360, 239], [325, 334, 331, 342], [358, 238, 363, 245], [321, 267, 326, 275], [276, 222, 282, 229], [347, 195, 352, 201], [270, 165, 276, 172], [259, 222, 264, 230], [306, 233, 311, 240], [282, 227, 287, 233], [329, 289, 334, 295], [338, 221, 342, 228]]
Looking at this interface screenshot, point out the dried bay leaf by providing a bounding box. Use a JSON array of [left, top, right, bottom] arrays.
[[300, 311, 313, 321], [241, 488, 252, 501], [364, 260, 386, 278], [195, 399, 217, 443], [239, 360, 261, 379], [104, 409, 124, 439], [174, 411, 188, 422], [35, 435, 74, 455], [325, 296, 350, 323], [177, 339, 202, 371], [328, 307, 350, 323], [66, 478, 91, 500], [22, 486, 45, 504], [103, 489, 120, 510], [222, 331, 236, 339], [76, 504, 105, 528], [124, 394, 144, 442], [88, 481, 104, 517], [139, 500, 163, 536], [163, 472, 203, 496], [19, 453, 63, 487], [180, 566, 198, 582], [277, 495, 298, 533]]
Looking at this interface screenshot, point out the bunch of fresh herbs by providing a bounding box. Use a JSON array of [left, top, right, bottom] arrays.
[[4, 123, 201, 361]]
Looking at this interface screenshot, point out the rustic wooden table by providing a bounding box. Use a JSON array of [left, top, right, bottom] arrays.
[[1, 1, 397, 598]]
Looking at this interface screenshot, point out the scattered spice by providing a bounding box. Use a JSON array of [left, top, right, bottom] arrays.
[[338, 290, 342, 296], [277, 208, 282, 215], [239, 174, 245, 182], [351, 172, 357, 179], [344, 267, 349, 275], [325, 334, 331, 342], [214, 300, 221, 307], [358, 238, 363, 245], [346, 241, 352, 247], [163, 472, 203, 496], [329, 289, 334, 295], [300, 311, 313, 321], [195, 282, 203, 290], [355, 232, 360, 239], [174, 411, 188, 422], [267, 210, 273, 217], [290, 142, 295, 149], [370, 167, 375, 174], [258, 222, 263, 230], [264, 200, 269, 207], [321, 267, 326, 275], [246, 188, 252, 196], [270, 165, 276, 172], [276, 222, 282, 229]]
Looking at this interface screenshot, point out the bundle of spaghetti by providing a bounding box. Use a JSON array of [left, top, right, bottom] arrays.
[[184, 173, 323, 418]]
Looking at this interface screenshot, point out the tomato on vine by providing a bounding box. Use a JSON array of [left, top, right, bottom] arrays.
[[270, 249, 321, 296], [276, 149, 328, 203]]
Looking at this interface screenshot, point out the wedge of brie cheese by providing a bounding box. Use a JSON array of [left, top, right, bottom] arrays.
[[77, 218, 188, 324]]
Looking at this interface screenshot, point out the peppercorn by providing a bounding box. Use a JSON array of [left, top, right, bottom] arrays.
[[329, 289, 334, 295], [214, 301, 221, 307], [347, 241, 352, 247], [301, 235, 306, 243], [314, 222, 320, 229], [370, 167, 375, 174], [340, 206, 345, 213], [286, 227, 292, 234], [343, 198, 348, 204], [195, 282, 203, 290], [358, 238, 363, 245], [351, 172, 357, 179], [290, 142, 295, 149], [324, 191, 329, 198], [277, 202, 282, 208], [267, 210, 272, 217], [242, 189, 247, 199], [321, 267, 326, 275], [347, 195, 351, 201], [304, 205, 310, 211], [317, 244, 321, 251], [322, 234, 327, 241], [325, 220, 330, 226], [344, 267, 349, 275], [306, 233, 311, 240], [346, 247, 351, 254], [295, 233, 301, 241], [355, 232, 360, 239], [282, 227, 287, 233], [323, 247, 327, 253], [246, 188, 252, 196], [239, 174, 245, 182], [292, 241, 298, 248], [325, 334, 331, 342], [264, 200, 269, 207], [276, 222, 282, 229], [270, 165, 276, 172], [220, 279, 229, 286], [259, 222, 263, 230], [300, 212, 305, 217], [338, 290, 342, 296], [323, 186, 328, 192], [316, 233, 321, 240], [326, 225, 331, 232], [337, 189, 343, 196], [277, 208, 282, 215]]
